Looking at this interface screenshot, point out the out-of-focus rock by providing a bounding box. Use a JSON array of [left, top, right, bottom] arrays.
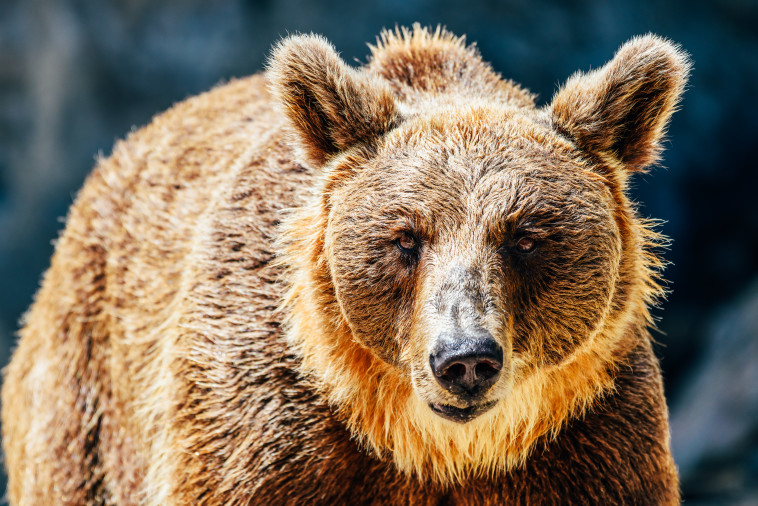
[[671, 279, 758, 504]]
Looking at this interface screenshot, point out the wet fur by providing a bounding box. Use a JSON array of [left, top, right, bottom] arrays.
[[2, 25, 687, 504]]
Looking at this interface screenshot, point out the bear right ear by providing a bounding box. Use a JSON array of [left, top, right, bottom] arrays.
[[268, 34, 399, 167], [551, 35, 690, 173]]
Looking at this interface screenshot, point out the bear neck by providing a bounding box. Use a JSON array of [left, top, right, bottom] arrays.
[[279, 185, 664, 485]]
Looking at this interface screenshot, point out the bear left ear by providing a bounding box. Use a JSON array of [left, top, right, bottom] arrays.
[[268, 34, 399, 167], [551, 35, 690, 172]]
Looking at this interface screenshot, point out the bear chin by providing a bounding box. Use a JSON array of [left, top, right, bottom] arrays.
[[429, 400, 498, 423]]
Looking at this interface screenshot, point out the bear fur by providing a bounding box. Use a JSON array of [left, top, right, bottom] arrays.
[[2, 25, 689, 505]]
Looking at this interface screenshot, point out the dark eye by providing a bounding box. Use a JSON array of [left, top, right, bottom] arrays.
[[515, 236, 536, 253], [395, 231, 419, 254]]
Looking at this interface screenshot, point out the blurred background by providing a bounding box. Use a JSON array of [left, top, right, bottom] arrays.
[[1, 0, 756, 503]]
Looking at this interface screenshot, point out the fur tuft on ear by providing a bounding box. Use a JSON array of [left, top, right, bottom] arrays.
[[267, 34, 399, 166], [551, 34, 691, 172]]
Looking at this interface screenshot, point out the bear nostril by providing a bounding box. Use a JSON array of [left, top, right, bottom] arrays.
[[475, 361, 500, 382], [440, 363, 467, 383]]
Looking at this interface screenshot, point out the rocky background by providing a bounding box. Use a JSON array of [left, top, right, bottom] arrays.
[[1, 0, 756, 503]]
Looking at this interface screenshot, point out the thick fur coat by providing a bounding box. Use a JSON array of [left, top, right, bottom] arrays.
[[2, 26, 689, 505]]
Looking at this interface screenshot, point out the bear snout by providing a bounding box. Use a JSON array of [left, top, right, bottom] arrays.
[[429, 329, 503, 399]]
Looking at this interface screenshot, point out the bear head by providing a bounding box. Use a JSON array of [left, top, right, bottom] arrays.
[[269, 26, 689, 482]]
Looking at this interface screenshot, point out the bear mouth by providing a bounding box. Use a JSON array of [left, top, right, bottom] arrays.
[[429, 400, 498, 423]]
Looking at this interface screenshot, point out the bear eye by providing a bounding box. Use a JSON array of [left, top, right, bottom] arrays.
[[515, 236, 536, 253], [395, 231, 419, 254]]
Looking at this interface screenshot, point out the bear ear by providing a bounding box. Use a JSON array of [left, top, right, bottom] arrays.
[[268, 34, 399, 167], [551, 35, 690, 172]]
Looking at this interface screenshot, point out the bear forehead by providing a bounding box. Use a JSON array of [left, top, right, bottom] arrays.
[[334, 105, 614, 233], [377, 105, 595, 184]]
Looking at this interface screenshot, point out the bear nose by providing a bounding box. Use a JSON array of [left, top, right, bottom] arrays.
[[429, 330, 503, 397]]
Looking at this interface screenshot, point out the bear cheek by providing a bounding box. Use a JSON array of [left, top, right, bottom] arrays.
[[327, 225, 416, 366], [510, 236, 618, 367]]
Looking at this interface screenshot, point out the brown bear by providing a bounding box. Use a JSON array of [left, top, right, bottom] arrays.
[[1, 25, 689, 505]]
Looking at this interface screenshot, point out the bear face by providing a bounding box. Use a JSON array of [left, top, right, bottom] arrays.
[[325, 109, 621, 422], [270, 26, 688, 482]]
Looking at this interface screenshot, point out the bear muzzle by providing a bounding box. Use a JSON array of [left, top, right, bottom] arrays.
[[427, 328, 503, 422]]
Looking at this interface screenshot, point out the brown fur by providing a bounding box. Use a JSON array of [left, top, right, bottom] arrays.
[[2, 25, 688, 504]]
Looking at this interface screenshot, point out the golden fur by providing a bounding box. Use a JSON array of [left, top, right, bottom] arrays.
[[2, 25, 688, 504]]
